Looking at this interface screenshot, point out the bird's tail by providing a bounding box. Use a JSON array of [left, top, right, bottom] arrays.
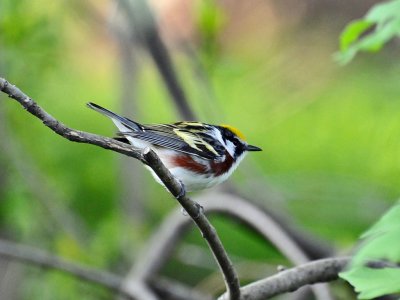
[[87, 102, 142, 131]]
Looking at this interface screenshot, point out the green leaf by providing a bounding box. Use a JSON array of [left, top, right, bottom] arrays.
[[340, 202, 400, 299], [339, 20, 373, 51], [358, 18, 400, 52], [336, 0, 400, 64], [353, 227, 400, 265], [361, 204, 400, 238], [340, 268, 400, 299]]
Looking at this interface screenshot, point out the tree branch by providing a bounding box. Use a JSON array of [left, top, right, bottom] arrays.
[[0, 79, 143, 161], [0, 77, 240, 300], [219, 257, 350, 300]]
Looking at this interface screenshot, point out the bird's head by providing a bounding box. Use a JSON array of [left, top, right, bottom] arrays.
[[218, 125, 262, 159]]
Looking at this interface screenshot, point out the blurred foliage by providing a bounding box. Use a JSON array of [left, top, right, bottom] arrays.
[[195, 0, 226, 70], [336, 0, 400, 64], [0, 1, 62, 80], [340, 203, 400, 299], [0, 0, 400, 299]]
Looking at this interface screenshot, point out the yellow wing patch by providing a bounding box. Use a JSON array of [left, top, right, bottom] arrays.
[[173, 129, 219, 156], [220, 124, 246, 141]]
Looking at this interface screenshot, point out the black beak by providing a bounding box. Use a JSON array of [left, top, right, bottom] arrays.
[[246, 144, 262, 152]]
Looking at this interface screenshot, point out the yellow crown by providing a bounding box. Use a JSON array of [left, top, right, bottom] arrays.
[[220, 124, 246, 141]]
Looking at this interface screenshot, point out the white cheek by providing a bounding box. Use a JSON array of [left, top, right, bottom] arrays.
[[213, 128, 224, 144], [225, 140, 236, 157]]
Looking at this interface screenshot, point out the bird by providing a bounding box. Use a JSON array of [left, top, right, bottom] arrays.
[[87, 102, 262, 192]]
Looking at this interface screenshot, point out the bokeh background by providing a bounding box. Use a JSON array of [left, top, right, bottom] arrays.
[[0, 0, 399, 299]]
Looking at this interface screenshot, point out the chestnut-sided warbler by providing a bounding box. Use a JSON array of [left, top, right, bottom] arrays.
[[88, 102, 261, 191]]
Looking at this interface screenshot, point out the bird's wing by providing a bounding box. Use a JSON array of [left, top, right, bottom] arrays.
[[124, 123, 225, 160], [87, 103, 225, 160]]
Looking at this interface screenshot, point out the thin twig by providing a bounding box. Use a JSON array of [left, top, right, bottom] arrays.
[[0, 77, 240, 300], [218, 257, 350, 300]]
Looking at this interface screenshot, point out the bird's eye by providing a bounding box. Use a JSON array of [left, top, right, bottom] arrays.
[[223, 129, 233, 139]]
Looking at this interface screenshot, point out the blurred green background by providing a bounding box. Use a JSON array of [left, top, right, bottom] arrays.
[[0, 0, 399, 299]]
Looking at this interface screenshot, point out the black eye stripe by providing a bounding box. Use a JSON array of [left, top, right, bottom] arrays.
[[219, 127, 235, 142]]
